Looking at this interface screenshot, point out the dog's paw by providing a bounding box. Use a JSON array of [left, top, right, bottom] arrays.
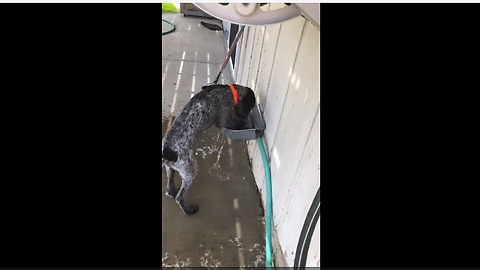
[[183, 205, 199, 216], [165, 190, 179, 198]]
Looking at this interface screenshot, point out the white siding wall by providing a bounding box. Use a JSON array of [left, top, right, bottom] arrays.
[[234, 4, 320, 267]]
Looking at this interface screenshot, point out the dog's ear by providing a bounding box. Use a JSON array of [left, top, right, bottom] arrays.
[[234, 85, 255, 101], [235, 87, 255, 117]]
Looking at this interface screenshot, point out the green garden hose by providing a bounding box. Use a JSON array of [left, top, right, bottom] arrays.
[[162, 19, 175, 35], [257, 137, 273, 267]]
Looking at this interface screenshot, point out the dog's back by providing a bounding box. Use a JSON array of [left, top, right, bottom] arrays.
[[162, 86, 231, 156]]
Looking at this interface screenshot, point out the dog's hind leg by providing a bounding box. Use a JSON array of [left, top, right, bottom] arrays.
[[165, 166, 178, 198], [176, 177, 199, 215], [175, 158, 199, 215]]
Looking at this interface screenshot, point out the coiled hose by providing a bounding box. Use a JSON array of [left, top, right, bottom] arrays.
[[257, 137, 273, 267], [162, 19, 175, 35]]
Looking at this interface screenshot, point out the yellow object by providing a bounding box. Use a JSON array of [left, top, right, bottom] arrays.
[[162, 3, 178, 12]]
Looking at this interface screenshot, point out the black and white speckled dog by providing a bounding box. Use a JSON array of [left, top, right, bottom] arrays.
[[162, 84, 256, 215]]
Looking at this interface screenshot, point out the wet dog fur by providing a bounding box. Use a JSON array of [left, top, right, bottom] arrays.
[[162, 84, 255, 215]]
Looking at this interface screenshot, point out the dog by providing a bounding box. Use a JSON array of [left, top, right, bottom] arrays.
[[162, 84, 256, 215]]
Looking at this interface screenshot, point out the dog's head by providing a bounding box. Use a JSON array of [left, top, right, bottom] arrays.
[[232, 84, 256, 118]]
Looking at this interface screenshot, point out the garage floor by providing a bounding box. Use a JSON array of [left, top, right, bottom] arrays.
[[162, 11, 266, 267]]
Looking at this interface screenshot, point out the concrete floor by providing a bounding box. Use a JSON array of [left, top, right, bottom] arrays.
[[162, 11, 266, 267]]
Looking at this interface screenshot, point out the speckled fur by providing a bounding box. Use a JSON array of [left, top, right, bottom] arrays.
[[162, 84, 255, 215]]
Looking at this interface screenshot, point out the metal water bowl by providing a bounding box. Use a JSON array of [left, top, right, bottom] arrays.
[[223, 104, 266, 141]]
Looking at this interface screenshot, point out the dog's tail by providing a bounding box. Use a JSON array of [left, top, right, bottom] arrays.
[[162, 146, 178, 163]]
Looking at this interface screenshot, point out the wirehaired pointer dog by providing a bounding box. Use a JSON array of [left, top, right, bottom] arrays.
[[162, 84, 256, 215]]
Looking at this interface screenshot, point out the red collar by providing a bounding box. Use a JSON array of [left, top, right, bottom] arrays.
[[228, 84, 238, 106]]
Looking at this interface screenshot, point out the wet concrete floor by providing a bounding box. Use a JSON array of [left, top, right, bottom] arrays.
[[162, 11, 266, 267]]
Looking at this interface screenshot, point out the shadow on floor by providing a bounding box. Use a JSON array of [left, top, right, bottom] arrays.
[[161, 118, 266, 267]]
